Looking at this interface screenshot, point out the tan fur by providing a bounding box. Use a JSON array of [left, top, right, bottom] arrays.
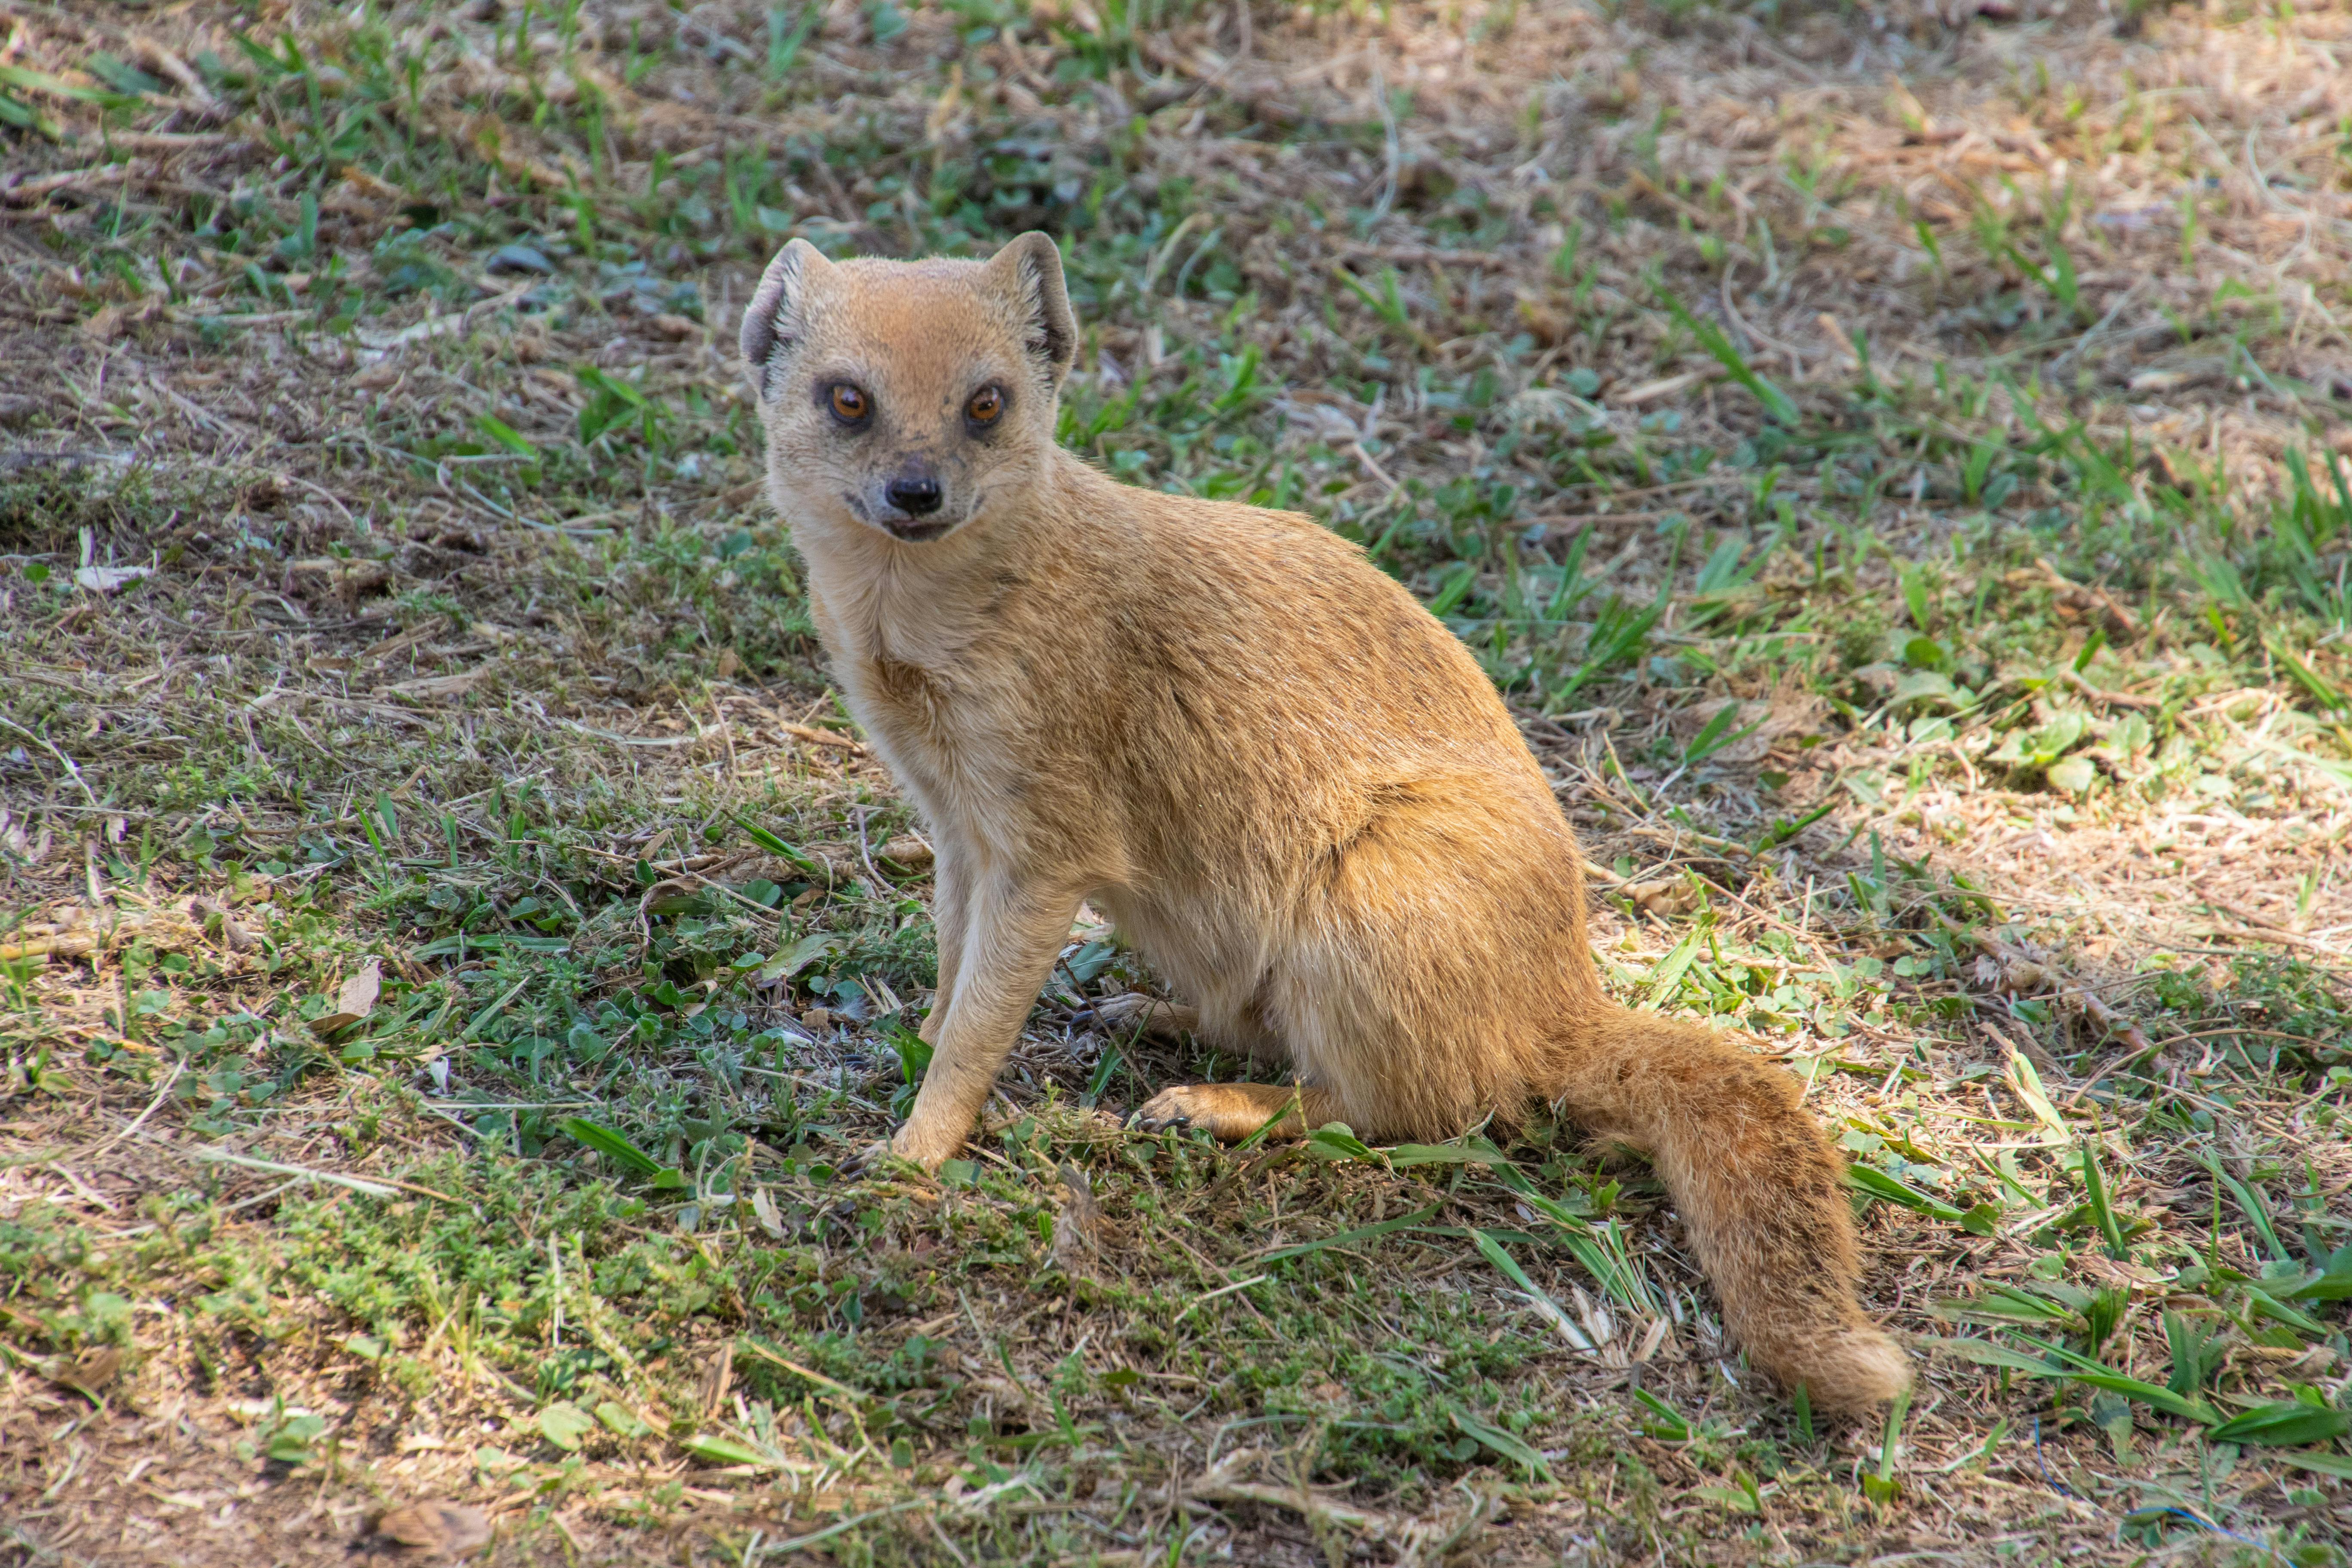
[[740, 233, 1911, 1413]]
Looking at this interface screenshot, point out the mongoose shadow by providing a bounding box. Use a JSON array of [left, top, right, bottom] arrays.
[[738, 230, 1911, 1415]]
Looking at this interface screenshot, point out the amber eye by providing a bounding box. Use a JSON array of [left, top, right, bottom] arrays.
[[828, 383, 869, 423], [965, 385, 1004, 426]]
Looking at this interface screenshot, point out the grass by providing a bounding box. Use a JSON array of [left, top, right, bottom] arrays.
[[2, 0, 2350, 1561]]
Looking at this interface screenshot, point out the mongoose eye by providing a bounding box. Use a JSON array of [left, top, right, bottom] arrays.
[[828, 383, 869, 423], [965, 385, 1004, 426]]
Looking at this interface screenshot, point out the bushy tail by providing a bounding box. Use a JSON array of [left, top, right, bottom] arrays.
[[1547, 1008, 1910, 1415]]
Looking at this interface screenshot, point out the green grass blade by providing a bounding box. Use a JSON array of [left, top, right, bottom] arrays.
[[1642, 927, 1706, 1007], [1259, 1204, 1441, 1264], [734, 817, 826, 877], [1302, 1121, 1379, 1163], [2198, 1152, 2291, 1262], [1931, 1335, 2217, 1424], [1848, 1164, 1990, 1230], [1450, 1407, 1553, 1480], [2003, 1332, 2219, 1424], [2207, 1402, 2351, 1447], [558, 1116, 681, 1185], [1387, 1139, 1513, 1169], [1630, 1388, 1692, 1441], [1472, 1228, 1596, 1353], [1659, 291, 1800, 426], [2079, 1140, 2130, 1260]]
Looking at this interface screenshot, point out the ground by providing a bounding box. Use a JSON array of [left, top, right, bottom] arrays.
[[1, 0, 2349, 1562]]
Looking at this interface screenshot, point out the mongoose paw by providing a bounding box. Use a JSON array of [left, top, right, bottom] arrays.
[[1127, 1087, 1199, 1134], [884, 1121, 964, 1173], [837, 1131, 944, 1178]]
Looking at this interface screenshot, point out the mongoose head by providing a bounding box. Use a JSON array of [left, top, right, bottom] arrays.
[[740, 232, 1076, 544]]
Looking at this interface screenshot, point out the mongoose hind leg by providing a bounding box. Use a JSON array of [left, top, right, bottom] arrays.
[[1082, 992, 1201, 1045], [1088, 989, 1294, 1068], [1132, 1080, 1341, 1141]]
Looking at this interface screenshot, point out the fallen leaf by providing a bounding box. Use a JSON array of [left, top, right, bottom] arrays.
[[1617, 366, 1724, 404], [371, 1501, 490, 1556], [1621, 877, 1701, 918], [1054, 1163, 1104, 1264], [385, 665, 491, 700], [312, 959, 381, 1038], [0, 932, 96, 962], [0, 907, 200, 963], [699, 1343, 733, 1420], [595, 1399, 652, 1438], [537, 1401, 595, 1452], [288, 557, 392, 595], [339, 961, 382, 1017], [877, 835, 934, 869], [73, 564, 154, 594], [52, 1344, 123, 1396], [192, 894, 259, 953], [750, 1185, 786, 1240]]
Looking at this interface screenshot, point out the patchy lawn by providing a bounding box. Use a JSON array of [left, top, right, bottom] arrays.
[[1, 0, 2348, 1561]]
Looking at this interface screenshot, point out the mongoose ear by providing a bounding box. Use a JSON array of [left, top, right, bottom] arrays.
[[740, 238, 831, 398], [984, 231, 1076, 389]]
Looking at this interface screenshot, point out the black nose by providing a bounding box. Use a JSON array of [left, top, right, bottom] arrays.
[[885, 476, 942, 516]]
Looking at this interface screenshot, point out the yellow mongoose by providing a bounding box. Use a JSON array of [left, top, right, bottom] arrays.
[[740, 233, 1910, 1413]]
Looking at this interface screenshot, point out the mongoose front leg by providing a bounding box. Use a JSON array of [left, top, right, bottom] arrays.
[[891, 871, 1084, 1170], [1132, 1081, 1343, 1141], [919, 843, 970, 1047]]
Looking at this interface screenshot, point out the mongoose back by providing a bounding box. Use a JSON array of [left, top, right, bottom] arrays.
[[740, 231, 1911, 1413]]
